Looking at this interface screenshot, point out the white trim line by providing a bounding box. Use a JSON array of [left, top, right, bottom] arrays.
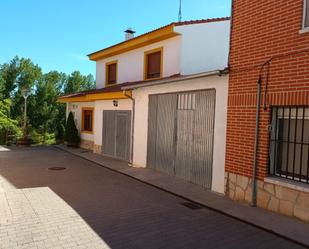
[[121, 70, 227, 90]]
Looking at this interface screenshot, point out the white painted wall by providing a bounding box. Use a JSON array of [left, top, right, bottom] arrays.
[[175, 20, 230, 75], [93, 99, 133, 146], [132, 75, 228, 194], [95, 21, 230, 88], [67, 102, 95, 141], [67, 99, 133, 146], [95, 36, 181, 89]]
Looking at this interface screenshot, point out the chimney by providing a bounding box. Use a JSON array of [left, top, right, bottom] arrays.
[[124, 28, 135, 40]]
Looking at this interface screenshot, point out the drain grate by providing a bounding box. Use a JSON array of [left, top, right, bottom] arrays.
[[180, 202, 204, 210], [48, 167, 66, 171]]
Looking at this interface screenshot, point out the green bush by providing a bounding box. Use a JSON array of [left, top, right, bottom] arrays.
[[64, 112, 80, 146], [0, 99, 22, 145], [29, 129, 43, 144]]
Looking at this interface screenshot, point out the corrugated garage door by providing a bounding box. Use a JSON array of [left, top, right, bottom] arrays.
[[103, 110, 131, 161], [147, 90, 216, 188]]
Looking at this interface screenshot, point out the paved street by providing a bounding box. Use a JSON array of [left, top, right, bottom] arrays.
[[0, 146, 306, 249]]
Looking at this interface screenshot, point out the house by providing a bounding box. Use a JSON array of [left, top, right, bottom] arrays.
[[58, 17, 231, 193], [225, 0, 309, 222]]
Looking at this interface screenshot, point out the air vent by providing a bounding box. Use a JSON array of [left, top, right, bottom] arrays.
[[48, 167, 66, 171]]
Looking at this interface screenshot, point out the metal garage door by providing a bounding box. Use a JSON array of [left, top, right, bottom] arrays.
[[102, 110, 131, 161], [147, 90, 216, 188]]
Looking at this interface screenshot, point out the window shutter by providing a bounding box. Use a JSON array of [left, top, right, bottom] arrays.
[[305, 0, 309, 28], [83, 110, 93, 131], [107, 63, 117, 84], [147, 51, 161, 79]]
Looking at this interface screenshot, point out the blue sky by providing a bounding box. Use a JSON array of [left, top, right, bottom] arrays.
[[0, 0, 231, 76]]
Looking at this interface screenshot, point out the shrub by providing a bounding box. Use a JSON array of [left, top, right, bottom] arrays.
[[64, 112, 80, 146], [0, 99, 22, 145]]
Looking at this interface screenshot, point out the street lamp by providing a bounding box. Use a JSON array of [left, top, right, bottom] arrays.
[[21, 88, 30, 138]]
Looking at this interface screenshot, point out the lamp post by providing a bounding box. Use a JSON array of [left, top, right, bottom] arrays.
[[21, 88, 30, 138]]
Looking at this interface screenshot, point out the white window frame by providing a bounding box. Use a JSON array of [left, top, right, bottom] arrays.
[[301, 0, 309, 33]]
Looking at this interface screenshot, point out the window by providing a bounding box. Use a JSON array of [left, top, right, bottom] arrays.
[[144, 48, 163, 80], [106, 61, 117, 85], [304, 0, 309, 28], [82, 108, 94, 133], [269, 107, 309, 183]]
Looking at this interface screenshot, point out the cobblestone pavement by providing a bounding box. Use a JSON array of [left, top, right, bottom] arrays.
[[0, 146, 306, 249]]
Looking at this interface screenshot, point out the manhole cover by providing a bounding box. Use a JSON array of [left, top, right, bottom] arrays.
[[180, 202, 204, 210], [48, 167, 66, 171]]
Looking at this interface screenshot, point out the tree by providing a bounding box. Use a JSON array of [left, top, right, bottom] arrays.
[[64, 112, 80, 146], [0, 99, 21, 144], [0, 56, 21, 99], [29, 71, 66, 137], [9, 58, 42, 120], [0, 56, 94, 145], [64, 71, 95, 94]]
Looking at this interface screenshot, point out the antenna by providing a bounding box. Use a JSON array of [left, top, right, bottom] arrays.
[[178, 0, 182, 22]]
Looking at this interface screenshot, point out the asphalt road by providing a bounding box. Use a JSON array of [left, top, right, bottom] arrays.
[[0, 146, 306, 249]]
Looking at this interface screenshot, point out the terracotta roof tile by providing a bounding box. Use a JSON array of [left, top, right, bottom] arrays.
[[172, 17, 230, 26], [87, 17, 230, 57], [58, 74, 181, 99]]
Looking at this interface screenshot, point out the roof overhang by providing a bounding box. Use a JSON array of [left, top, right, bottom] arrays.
[[88, 24, 179, 61], [121, 70, 229, 90], [57, 91, 132, 103]]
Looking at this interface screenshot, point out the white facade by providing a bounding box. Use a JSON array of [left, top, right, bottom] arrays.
[[131, 75, 228, 194], [93, 99, 133, 147], [67, 102, 95, 142], [175, 21, 230, 75], [95, 20, 230, 89], [96, 36, 181, 89], [67, 99, 133, 146], [65, 19, 230, 193]]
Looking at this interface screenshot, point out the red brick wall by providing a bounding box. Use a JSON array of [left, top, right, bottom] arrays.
[[226, 0, 309, 179]]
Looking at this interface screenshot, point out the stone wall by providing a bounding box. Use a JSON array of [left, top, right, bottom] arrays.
[[93, 144, 102, 154], [225, 172, 309, 223], [79, 139, 94, 151]]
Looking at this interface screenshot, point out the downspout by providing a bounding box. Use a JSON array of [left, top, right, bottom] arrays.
[[227, 0, 234, 69], [123, 90, 135, 165], [251, 75, 262, 207]]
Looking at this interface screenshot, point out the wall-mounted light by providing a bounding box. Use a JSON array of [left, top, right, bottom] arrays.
[[113, 100, 118, 107]]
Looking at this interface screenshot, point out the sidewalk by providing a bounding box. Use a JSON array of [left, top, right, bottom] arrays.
[[56, 145, 309, 247]]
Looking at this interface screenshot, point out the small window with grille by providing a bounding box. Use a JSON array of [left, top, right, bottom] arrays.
[[177, 93, 196, 110], [269, 107, 309, 183]]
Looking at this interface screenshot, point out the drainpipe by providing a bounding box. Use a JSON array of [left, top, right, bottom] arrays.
[[251, 75, 262, 207], [123, 90, 135, 165]]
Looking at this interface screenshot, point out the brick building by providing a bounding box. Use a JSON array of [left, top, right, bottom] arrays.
[[225, 0, 309, 222]]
